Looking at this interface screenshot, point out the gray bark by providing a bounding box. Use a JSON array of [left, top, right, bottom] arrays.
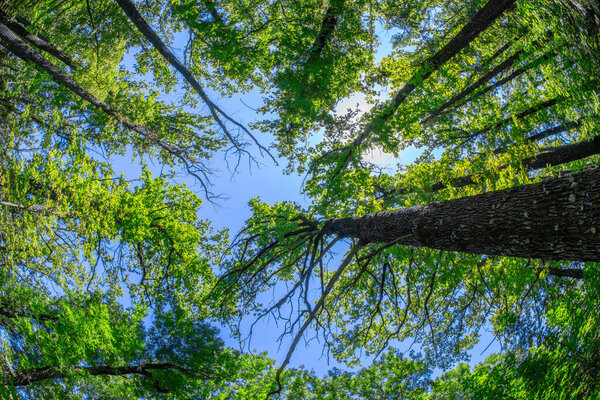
[[326, 166, 600, 261], [0, 11, 75, 67]]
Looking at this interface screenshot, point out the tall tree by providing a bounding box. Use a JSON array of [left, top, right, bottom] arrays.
[[0, 279, 274, 399], [2, 0, 599, 397], [208, 1, 600, 393]]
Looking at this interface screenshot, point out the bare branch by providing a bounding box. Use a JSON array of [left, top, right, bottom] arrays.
[[266, 240, 364, 398], [115, 0, 277, 165]]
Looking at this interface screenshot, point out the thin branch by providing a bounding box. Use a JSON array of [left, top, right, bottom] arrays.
[[266, 240, 364, 398], [114, 0, 277, 165]]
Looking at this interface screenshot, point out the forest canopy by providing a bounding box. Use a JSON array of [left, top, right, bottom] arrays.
[[0, 0, 599, 398]]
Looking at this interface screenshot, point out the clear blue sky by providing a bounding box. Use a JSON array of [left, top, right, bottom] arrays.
[[112, 20, 500, 377]]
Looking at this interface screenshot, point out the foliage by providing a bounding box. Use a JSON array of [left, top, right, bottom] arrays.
[[1, 0, 599, 398]]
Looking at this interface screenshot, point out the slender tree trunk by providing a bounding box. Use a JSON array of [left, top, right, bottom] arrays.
[[0, 11, 75, 67], [0, 302, 58, 322], [114, 0, 273, 160], [430, 133, 600, 191], [115, 0, 216, 114], [424, 31, 555, 125], [378, 123, 582, 199], [325, 166, 600, 261], [546, 267, 584, 279], [306, 0, 344, 61], [525, 121, 579, 143], [352, 0, 517, 149], [202, 0, 224, 24], [424, 49, 525, 125], [0, 21, 186, 158], [440, 97, 560, 146], [424, 50, 555, 125]]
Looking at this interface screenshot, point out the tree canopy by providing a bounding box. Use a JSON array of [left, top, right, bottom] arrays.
[[1, 0, 599, 398]]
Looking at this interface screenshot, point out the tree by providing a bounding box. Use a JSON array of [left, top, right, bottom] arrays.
[[321, 165, 600, 261], [1, 0, 599, 398], [206, 0, 599, 394], [0, 278, 276, 399]]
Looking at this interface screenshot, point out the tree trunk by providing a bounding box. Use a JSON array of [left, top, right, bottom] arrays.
[[0, 21, 204, 174], [353, 0, 517, 148], [378, 124, 584, 200], [0, 21, 166, 147], [0, 11, 75, 67], [436, 97, 560, 147], [307, 0, 345, 61], [8, 363, 210, 387], [325, 166, 600, 261], [424, 49, 525, 125], [115, 0, 216, 112], [430, 133, 600, 191], [115, 0, 271, 160]]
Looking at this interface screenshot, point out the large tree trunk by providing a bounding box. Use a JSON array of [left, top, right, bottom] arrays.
[[325, 166, 600, 261]]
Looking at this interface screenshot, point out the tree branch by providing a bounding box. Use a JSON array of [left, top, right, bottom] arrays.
[[0, 11, 75, 68], [8, 362, 213, 388], [114, 0, 276, 165], [266, 240, 364, 398]]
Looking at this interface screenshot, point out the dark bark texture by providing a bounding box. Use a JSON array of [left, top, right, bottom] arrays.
[[326, 166, 600, 261]]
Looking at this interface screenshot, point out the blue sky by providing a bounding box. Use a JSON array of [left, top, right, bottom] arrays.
[[112, 17, 501, 377]]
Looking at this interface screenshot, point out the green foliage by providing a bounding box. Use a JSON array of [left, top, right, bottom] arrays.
[[1, 0, 600, 398]]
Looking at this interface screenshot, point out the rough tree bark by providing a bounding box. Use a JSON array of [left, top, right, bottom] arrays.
[[324, 166, 600, 261]]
